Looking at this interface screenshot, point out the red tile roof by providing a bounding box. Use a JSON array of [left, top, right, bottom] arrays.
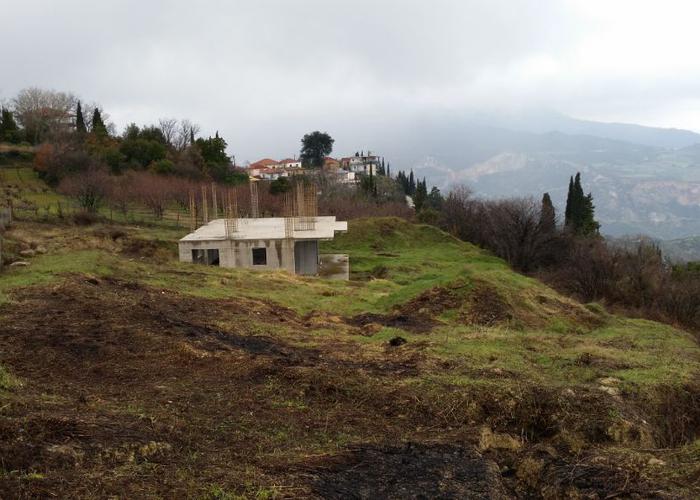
[[250, 158, 278, 168]]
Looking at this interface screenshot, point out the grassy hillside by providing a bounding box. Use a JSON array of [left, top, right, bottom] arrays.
[[0, 166, 699, 497]]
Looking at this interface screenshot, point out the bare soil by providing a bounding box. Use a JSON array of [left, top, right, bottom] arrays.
[[0, 276, 697, 498]]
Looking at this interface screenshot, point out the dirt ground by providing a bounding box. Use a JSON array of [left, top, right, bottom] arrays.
[[0, 276, 698, 498]]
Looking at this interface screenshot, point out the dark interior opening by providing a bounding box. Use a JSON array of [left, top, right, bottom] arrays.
[[192, 248, 220, 266], [252, 247, 267, 266]]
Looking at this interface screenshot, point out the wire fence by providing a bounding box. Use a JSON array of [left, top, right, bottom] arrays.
[[7, 199, 192, 229]]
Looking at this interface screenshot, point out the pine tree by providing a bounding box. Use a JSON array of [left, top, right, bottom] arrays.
[[414, 178, 428, 211], [540, 192, 556, 233], [408, 170, 416, 196], [580, 193, 600, 235], [427, 186, 442, 209], [386, 162, 391, 178], [75, 101, 87, 134], [91, 108, 107, 136]]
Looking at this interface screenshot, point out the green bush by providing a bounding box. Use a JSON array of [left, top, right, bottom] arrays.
[[150, 158, 175, 175]]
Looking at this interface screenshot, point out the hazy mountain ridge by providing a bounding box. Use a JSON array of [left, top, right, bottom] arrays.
[[381, 112, 700, 240]]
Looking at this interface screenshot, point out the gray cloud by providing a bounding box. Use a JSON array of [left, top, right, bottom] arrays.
[[2, 0, 699, 160]]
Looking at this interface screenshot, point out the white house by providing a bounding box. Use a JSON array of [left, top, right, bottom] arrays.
[[278, 158, 302, 169]]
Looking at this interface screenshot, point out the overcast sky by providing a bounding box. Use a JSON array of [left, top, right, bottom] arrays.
[[2, 0, 699, 160]]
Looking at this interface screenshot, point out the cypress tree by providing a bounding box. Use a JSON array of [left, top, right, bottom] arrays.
[[564, 176, 574, 227], [0, 107, 19, 142], [190, 128, 195, 145], [75, 101, 87, 134], [564, 172, 599, 235], [386, 162, 391, 178], [573, 172, 585, 225], [408, 170, 416, 196], [91, 108, 107, 136], [540, 192, 556, 233], [580, 193, 600, 235]]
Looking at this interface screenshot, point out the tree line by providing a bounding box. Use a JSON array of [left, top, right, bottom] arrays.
[[1, 87, 246, 187], [430, 177, 699, 334]]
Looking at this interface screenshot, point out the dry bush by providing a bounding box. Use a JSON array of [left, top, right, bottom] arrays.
[[440, 185, 700, 332], [438, 187, 562, 272], [58, 168, 112, 213], [319, 188, 413, 220]]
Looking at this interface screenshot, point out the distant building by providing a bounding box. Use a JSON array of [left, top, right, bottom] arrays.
[[278, 158, 302, 169], [340, 153, 378, 176], [247, 157, 305, 180], [250, 158, 279, 170], [323, 157, 341, 170], [178, 216, 347, 276]]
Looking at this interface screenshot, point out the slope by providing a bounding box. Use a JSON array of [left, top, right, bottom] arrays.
[[0, 210, 698, 497]]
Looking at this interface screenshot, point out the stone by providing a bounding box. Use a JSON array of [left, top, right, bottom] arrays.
[[479, 426, 523, 451], [9, 261, 30, 267], [599, 385, 620, 396]]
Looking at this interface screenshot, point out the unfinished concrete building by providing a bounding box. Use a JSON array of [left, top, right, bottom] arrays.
[[178, 216, 347, 276], [179, 182, 348, 278]]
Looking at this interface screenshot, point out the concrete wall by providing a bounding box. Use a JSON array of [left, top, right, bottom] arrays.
[[294, 240, 319, 275], [179, 238, 302, 273]]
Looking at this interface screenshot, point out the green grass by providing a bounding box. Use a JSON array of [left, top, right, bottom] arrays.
[[0, 365, 19, 391], [1, 214, 698, 395], [0, 250, 117, 305]]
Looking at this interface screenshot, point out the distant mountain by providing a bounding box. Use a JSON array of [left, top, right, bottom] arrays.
[[481, 110, 700, 150], [660, 236, 700, 263], [369, 111, 700, 239]]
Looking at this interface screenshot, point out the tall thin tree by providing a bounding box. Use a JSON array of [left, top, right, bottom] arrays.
[[540, 192, 556, 233], [75, 101, 87, 134]]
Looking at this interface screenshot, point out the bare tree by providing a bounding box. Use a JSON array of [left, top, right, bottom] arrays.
[[12, 87, 77, 142], [175, 119, 201, 150], [58, 168, 112, 213], [158, 118, 178, 147], [479, 198, 557, 272]]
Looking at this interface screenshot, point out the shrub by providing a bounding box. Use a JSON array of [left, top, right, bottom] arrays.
[[269, 177, 292, 195], [150, 158, 175, 175], [58, 168, 112, 213]]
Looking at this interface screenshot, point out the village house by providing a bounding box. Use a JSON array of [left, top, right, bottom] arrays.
[[178, 216, 348, 276], [323, 157, 341, 170], [340, 153, 379, 176], [278, 158, 302, 169], [247, 157, 305, 180], [249, 158, 279, 170], [246, 153, 379, 184]]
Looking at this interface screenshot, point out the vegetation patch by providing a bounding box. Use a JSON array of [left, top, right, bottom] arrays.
[[0, 216, 698, 497]]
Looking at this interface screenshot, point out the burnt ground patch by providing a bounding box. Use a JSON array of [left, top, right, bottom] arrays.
[[0, 276, 440, 497], [0, 275, 697, 498], [462, 284, 513, 327], [347, 282, 518, 333], [347, 284, 468, 334], [307, 442, 510, 499]]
